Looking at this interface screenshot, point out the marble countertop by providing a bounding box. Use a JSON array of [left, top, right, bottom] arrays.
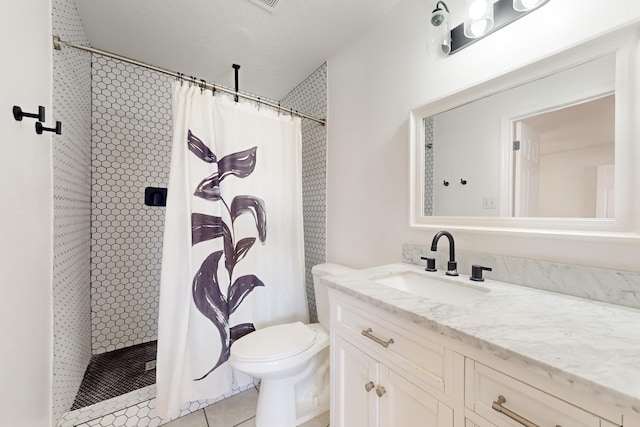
[[321, 263, 640, 414]]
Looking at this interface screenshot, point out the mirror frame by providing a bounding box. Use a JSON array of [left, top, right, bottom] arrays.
[[409, 25, 640, 240]]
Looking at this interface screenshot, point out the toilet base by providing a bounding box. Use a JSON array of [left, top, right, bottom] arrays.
[[255, 377, 297, 427], [254, 348, 329, 427]]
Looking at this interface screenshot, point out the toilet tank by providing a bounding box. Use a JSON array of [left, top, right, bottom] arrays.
[[311, 263, 354, 330]]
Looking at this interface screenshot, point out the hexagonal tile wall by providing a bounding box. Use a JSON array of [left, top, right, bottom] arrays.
[[281, 63, 328, 323], [424, 117, 434, 216], [91, 56, 173, 354], [52, 0, 93, 422]]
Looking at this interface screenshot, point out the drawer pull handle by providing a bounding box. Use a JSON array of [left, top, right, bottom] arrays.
[[492, 395, 560, 427], [376, 385, 386, 397], [361, 328, 394, 348], [365, 381, 375, 392]]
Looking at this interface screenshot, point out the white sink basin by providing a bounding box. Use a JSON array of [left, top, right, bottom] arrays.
[[373, 271, 489, 305]]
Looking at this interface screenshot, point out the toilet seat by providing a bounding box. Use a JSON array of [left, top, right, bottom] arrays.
[[232, 321, 316, 362]]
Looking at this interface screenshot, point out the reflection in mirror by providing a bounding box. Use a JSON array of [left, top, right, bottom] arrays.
[[513, 94, 615, 218], [423, 53, 616, 218]]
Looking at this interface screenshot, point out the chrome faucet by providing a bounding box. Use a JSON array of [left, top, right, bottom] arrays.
[[431, 230, 458, 276]]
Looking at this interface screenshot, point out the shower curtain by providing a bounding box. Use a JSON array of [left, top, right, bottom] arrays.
[[156, 83, 308, 419]]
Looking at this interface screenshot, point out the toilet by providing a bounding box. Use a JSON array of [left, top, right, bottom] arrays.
[[229, 263, 353, 427]]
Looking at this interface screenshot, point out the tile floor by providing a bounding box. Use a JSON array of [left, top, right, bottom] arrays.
[[72, 341, 157, 409], [163, 388, 329, 427]]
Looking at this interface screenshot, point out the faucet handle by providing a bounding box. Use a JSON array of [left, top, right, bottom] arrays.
[[420, 256, 437, 272], [470, 265, 492, 282]]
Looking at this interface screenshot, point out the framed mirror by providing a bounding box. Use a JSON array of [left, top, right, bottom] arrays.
[[409, 25, 639, 237]]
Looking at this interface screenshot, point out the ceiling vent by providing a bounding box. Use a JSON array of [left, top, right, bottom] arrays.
[[247, 0, 280, 12]]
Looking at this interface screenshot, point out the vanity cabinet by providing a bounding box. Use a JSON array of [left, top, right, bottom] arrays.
[[329, 288, 630, 427], [330, 292, 454, 427]]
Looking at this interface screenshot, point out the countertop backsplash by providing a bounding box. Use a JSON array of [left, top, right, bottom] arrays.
[[402, 243, 640, 310]]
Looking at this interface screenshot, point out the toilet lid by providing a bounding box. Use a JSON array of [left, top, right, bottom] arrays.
[[232, 321, 316, 362]]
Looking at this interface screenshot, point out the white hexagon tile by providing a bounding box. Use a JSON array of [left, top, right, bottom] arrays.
[[281, 63, 328, 323], [52, 0, 93, 422], [66, 383, 256, 427], [91, 55, 173, 354], [424, 117, 434, 215]]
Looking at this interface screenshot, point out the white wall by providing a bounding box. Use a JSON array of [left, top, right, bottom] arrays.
[[0, 0, 53, 426], [539, 143, 615, 217], [327, 0, 640, 272]]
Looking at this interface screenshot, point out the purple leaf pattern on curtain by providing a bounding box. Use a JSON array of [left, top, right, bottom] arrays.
[[230, 323, 256, 347], [230, 196, 267, 243], [188, 130, 217, 163], [233, 238, 255, 265], [193, 174, 222, 201], [191, 214, 232, 248], [188, 131, 267, 381], [193, 147, 257, 202], [191, 251, 230, 380], [228, 275, 265, 314]]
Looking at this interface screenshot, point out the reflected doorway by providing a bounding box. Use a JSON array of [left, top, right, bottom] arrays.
[[511, 93, 615, 218]]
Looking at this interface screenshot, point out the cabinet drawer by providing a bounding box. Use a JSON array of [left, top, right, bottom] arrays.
[[465, 360, 601, 427], [333, 294, 450, 395]]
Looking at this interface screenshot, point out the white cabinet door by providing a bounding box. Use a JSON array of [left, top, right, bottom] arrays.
[[379, 366, 454, 427], [333, 335, 379, 427], [333, 334, 454, 427]]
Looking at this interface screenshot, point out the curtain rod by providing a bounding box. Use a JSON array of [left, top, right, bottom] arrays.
[[53, 36, 327, 126]]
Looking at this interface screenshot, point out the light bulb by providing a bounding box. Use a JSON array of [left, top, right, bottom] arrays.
[[464, 0, 493, 39], [513, 0, 545, 12], [469, 0, 489, 19], [469, 20, 488, 37]]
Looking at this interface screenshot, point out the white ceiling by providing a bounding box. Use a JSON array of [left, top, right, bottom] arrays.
[[73, 0, 403, 101]]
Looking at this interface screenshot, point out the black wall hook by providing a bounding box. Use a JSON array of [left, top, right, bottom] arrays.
[[13, 105, 45, 122], [36, 121, 62, 135], [460, 178, 467, 185], [443, 180, 450, 186]]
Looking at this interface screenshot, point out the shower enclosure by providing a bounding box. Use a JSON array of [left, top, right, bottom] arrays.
[[51, 4, 327, 425]]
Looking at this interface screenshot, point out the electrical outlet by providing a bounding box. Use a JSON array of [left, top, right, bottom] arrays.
[[483, 197, 497, 209]]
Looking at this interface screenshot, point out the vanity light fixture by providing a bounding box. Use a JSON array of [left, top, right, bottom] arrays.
[[427, 1, 451, 59], [427, 0, 550, 57]]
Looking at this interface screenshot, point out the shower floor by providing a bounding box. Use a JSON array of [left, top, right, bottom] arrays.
[[71, 340, 157, 410]]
